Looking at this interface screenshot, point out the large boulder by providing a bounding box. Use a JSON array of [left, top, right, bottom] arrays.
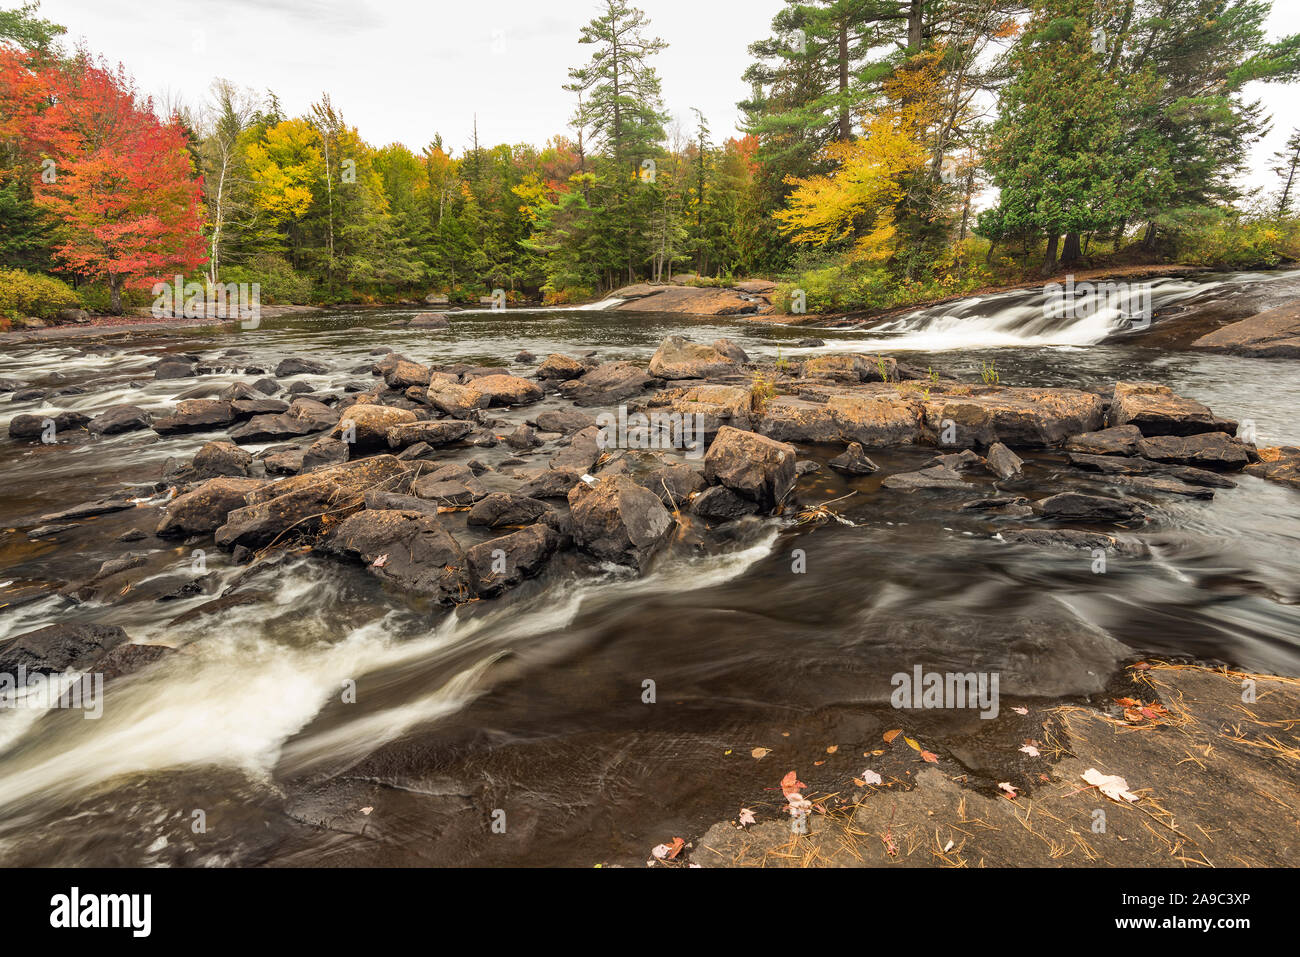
[[0, 623, 128, 675], [466, 524, 558, 597], [536, 354, 586, 381], [827, 393, 922, 446], [332, 404, 418, 453], [559, 361, 656, 406], [922, 388, 1104, 448], [87, 405, 153, 435], [192, 440, 255, 478], [1190, 303, 1300, 358], [384, 360, 432, 390], [704, 426, 797, 511], [1064, 425, 1144, 456], [468, 373, 545, 406], [156, 476, 267, 537], [466, 492, 551, 528], [648, 336, 738, 380], [535, 409, 596, 435], [1109, 382, 1236, 437], [427, 379, 491, 418], [567, 474, 674, 569], [153, 400, 237, 435], [229, 398, 339, 443], [275, 357, 330, 377], [320, 509, 469, 603], [550, 425, 602, 473], [655, 384, 754, 441], [386, 419, 474, 450], [1134, 432, 1253, 471], [802, 354, 896, 383]]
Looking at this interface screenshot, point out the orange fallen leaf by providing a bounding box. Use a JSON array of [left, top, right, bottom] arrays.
[[780, 771, 806, 798], [825, 745, 838, 754], [883, 729, 902, 743], [920, 750, 939, 763]]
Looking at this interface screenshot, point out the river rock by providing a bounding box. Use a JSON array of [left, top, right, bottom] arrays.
[[691, 485, 758, 520], [384, 359, 432, 389], [536, 354, 586, 381], [193, 440, 255, 478], [468, 373, 545, 406], [829, 442, 879, 475], [1109, 382, 1236, 437], [466, 524, 558, 598], [154, 399, 237, 434], [0, 623, 128, 675], [648, 336, 738, 380], [386, 419, 474, 450], [1033, 492, 1145, 524], [881, 465, 969, 491], [567, 474, 674, 569], [466, 492, 551, 529], [999, 528, 1147, 555], [157, 476, 267, 537], [412, 464, 487, 505], [923, 388, 1104, 448], [534, 410, 595, 436], [518, 469, 581, 499], [87, 405, 153, 435], [302, 436, 350, 472], [1065, 425, 1144, 456], [704, 426, 797, 511], [1190, 303, 1300, 358], [1106, 475, 1215, 499], [320, 509, 469, 603], [427, 379, 491, 417], [229, 398, 339, 443], [1066, 452, 1236, 488], [985, 442, 1024, 480], [1245, 446, 1300, 488], [1135, 432, 1252, 470], [712, 338, 749, 363], [408, 312, 451, 329], [332, 404, 418, 453], [802, 354, 896, 383], [637, 463, 708, 507], [559, 361, 656, 406], [550, 425, 602, 472], [275, 357, 330, 377], [7, 410, 90, 440]]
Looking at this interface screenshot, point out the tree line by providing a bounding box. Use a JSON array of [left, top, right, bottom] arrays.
[[1, 0, 1299, 322]]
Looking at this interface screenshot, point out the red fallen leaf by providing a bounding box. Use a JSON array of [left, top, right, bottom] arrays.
[[920, 750, 939, 763], [1139, 707, 1166, 721], [780, 771, 806, 797], [883, 729, 902, 743], [1115, 697, 1140, 708], [1132, 661, 1152, 670], [665, 836, 685, 860]]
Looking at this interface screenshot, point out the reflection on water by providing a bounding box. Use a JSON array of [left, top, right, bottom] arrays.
[[1, 269, 1298, 866]]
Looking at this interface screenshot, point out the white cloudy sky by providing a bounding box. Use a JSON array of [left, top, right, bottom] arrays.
[[37, 0, 1300, 196]]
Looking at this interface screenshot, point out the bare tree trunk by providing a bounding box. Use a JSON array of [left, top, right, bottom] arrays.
[[1041, 234, 1060, 276]]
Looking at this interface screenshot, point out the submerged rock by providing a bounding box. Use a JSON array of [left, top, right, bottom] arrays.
[[0, 623, 129, 675], [1033, 492, 1145, 524]]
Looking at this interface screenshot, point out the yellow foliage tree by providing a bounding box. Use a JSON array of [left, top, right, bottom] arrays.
[[774, 55, 944, 264], [244, 118, 321, 228]]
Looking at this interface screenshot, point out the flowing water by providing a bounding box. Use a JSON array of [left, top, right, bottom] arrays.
[[1, 268, 1298, 866]]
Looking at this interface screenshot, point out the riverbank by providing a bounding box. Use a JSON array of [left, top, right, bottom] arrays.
[[688, 661, 1300, 867]]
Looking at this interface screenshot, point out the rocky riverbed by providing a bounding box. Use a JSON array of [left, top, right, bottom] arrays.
[[1, 277, 1298, 866]]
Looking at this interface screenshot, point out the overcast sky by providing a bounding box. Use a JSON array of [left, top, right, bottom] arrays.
[[37, 0, 1300, 197]]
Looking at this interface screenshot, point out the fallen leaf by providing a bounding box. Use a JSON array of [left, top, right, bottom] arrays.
[[920, 750, 939, 763], [998, 782, 1018, 797], [738, 808, 756, 827], [1082, 768, 1140, 803], [360, 807, 373, 815], [904, 736, 921, 752], [665, 837, 685, 860], [751, 747, 771, 759], [814, 760, 825, 766], [1012, 707, 1028, 715], [943, 839, 954, 852], [825, 745, 838, 754], [780, 771, 806, 798], [1115, 697, 1140, 708], [1019, 744, 1041, 757], [883, 729, 902, 743], [861, 769, 883, 785]]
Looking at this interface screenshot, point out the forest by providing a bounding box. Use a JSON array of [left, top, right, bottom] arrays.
[[2, 0, 1300, 326]]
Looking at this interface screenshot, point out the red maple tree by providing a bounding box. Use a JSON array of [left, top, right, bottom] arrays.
[[4, 51, 207, 313]]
